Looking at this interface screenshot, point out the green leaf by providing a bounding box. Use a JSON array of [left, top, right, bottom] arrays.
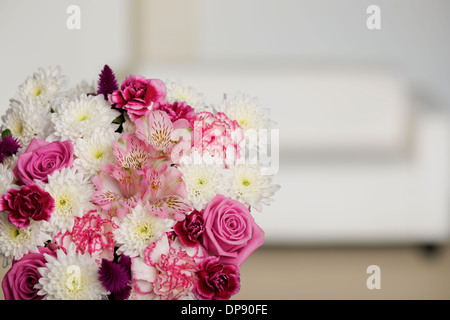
[[1, 129, 12, 139], [112, 115, 125, 124]]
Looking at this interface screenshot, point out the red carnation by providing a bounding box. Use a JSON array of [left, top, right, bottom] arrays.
[[0, 184, 54, 229], [195, 256, 240, 300], [173, 210, 204, 247]]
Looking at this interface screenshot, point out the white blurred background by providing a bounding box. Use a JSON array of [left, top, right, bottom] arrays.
[[1, 0, 450, 299]]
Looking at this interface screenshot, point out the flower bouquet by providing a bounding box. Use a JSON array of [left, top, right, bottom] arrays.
[[0, 65, 280, 300]]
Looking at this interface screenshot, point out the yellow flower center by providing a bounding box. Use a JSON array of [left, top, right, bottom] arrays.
[[94, 151, 104, 159], [66, 265, 82, 292], [32, 87, 43, 97], [77, 114, 88, 121]]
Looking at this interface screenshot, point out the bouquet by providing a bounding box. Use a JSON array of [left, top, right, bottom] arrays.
[[0, 65, 280, 300]]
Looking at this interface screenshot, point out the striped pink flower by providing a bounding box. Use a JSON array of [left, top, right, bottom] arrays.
[[192, 112, 244, 164]]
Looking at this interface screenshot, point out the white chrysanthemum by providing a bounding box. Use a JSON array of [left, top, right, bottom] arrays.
[[217, 92, 271, 131], [114, 203, 176, 258], [15, 66, 67, 106], [178, 160, 231, 211], [1, 152, 20, 171], [164, 79, 211, 112], [38, 167, 96, 236], [73, 127, 120, 176], [229, 164, 280, 212], [1, 98, 52, 146], [0, 164, 17, 195], [65, 80, 96, 99], [36, 244, 108, 300], [0, 215, 51, 267], [50, 94, 119, 141], [122, 112, 136, 134]]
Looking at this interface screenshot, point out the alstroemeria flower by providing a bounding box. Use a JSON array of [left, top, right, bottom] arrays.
[[142, 162, 192, 221], [92, 164, 147, 218], [134, 110, 191, 160], [112, 133, 158, 170]]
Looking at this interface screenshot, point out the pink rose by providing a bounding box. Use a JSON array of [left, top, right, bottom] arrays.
[[2, 247, 56, 300], [196, 256, 240, 300], [110, 75, 166, 119], [13, 138, 74, 185], [201, 194, 264, 268], [0, 184, 55, 229]]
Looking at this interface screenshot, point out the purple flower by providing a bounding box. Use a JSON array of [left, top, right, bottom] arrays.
[[98, 254, 132, 300], [97, 65, 119, 100], [0, 136, 21, 164]]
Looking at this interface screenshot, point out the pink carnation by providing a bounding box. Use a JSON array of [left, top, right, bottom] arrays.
[[110, 75, 166, 120], [153, 101, 196, 125], [192, 112, 244, 164], [131, 234, 207, 300], [54, 210, 117, 263]]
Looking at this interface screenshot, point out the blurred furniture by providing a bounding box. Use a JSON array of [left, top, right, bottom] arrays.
[[142, 61, 450, 246]]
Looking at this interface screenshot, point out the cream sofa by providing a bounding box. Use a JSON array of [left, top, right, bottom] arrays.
[[142, 61, 450, 246]]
